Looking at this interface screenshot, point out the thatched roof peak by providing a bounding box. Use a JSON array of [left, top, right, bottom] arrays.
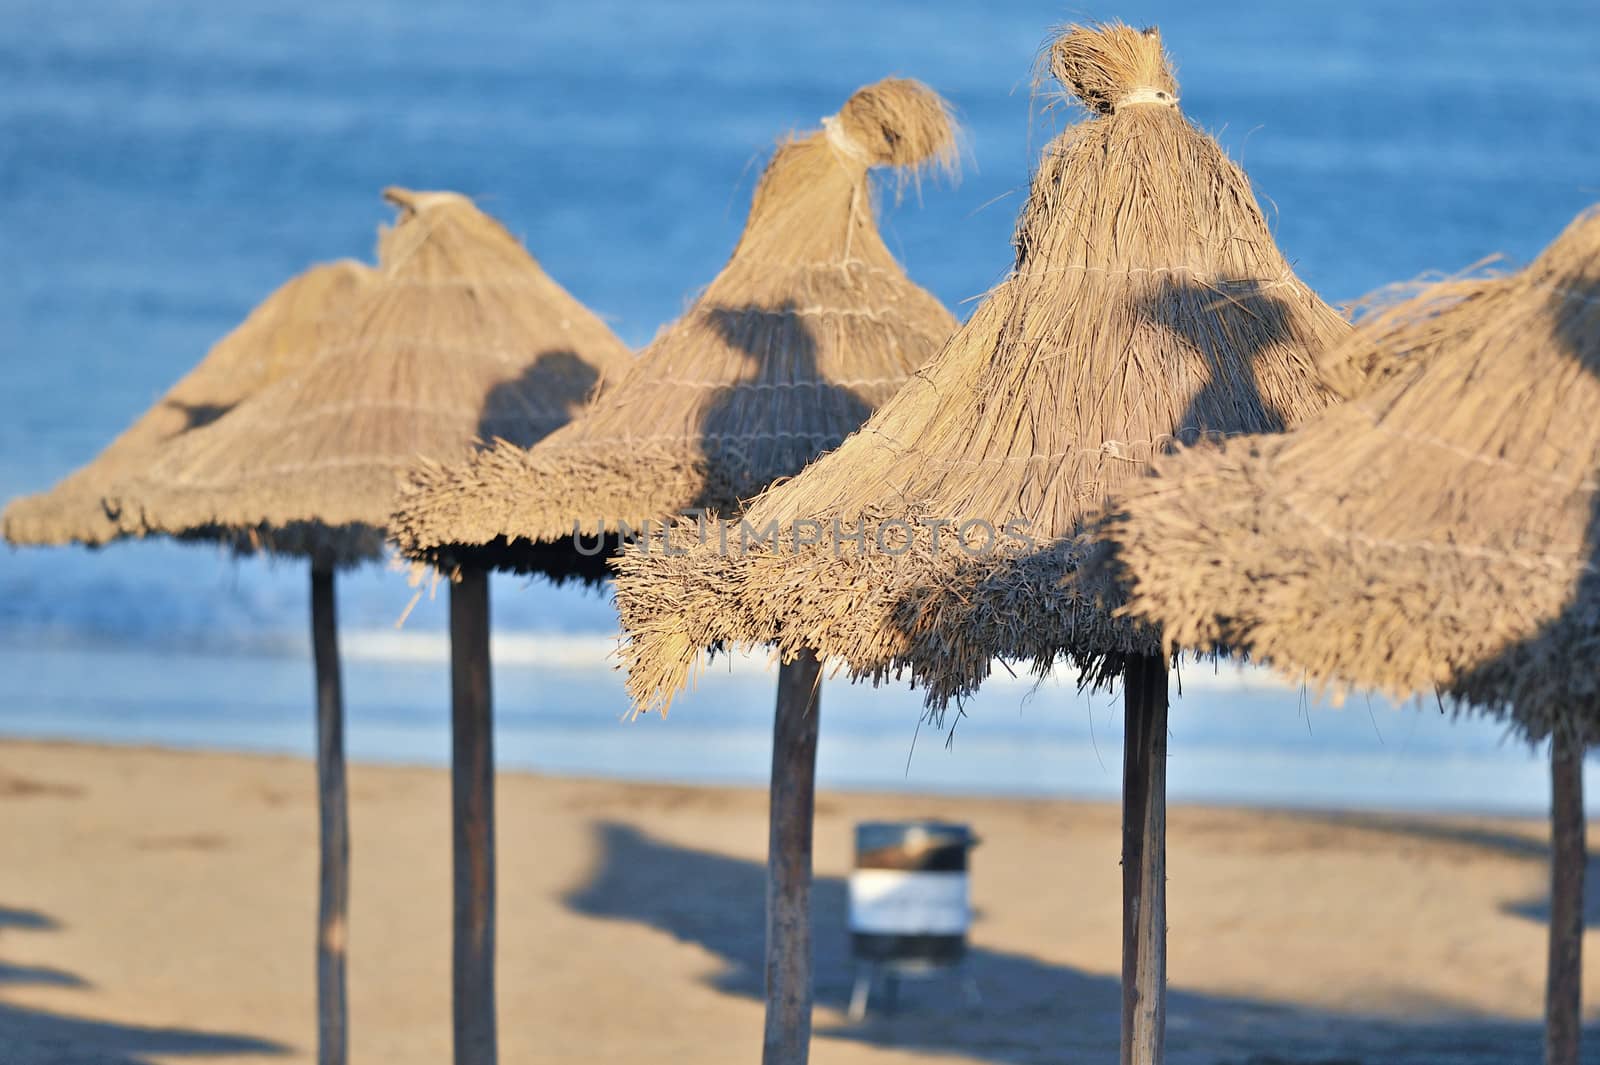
[[382, 187, 470, 215], [827, 77, 959, 173], [1048, 22, 1179, 115], [374, 186, 549, 286], [735, 77, 957, 268]]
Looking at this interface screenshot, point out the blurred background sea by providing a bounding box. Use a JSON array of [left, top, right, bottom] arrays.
[[2, 0, 1597, 814]]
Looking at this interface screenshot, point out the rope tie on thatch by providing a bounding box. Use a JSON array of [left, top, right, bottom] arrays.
[[1114, 86, 1179, 110], [1021, 264, 1296, 286], [741, 258, 912, 281], [699, 303, 912, 324], [1278, 492, 1597, 576], [799, 303, 905, 319], [248, 398, 552, 431], [587, 429, 849, 447], [821, 114, 871, 165], [1096, 433, 1232, 461], [311, 339, 554, 363], [819, 112, 874, 260], [1353, 403, 1600, 492], [643, 376, 913, 393], [513, 430, 856, 468], [383, 277, 559, 288], [851, 428, 1242, 471], [147, 453, 427, 488]]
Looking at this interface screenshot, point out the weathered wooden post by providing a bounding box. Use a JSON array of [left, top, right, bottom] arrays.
[[1546, 733, 1585, 1065], [765, 651, 822, 1065], [310, 564, 349, 1065], [1121, 653, 1167, 1065], [451, 568, 497, 1065]]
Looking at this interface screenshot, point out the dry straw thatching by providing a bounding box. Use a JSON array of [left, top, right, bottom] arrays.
[[108, 188, 632, 569], [2, 261, 373, 548], [1099, 206, 1600, 744], [390, 78, 958, 574], [612, 23, 1348, 715]]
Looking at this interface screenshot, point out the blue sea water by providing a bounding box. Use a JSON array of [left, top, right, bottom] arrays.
[[1, 0, 1597, 813]]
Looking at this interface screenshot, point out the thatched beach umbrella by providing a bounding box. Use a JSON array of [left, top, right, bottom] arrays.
[[613, 25, 1348, 1064], [3, 260, 372, 547], [392, 78, 958, 1065], [3, 259, 369, 1062], [109, 188, 632, 1065], [1099, 207, 1600, 1065], [3, 258, 370, 1065]]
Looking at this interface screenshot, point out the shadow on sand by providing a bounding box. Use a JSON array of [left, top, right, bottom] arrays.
[[564, 820, 1558, 1065], [0, 904, 283, 1065], [1278, 810, 1600, 927]]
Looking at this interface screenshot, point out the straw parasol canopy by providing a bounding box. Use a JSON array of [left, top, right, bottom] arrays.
[[1099, 205, 1600, 745], [613, 24, 1348, 714], [108, 188, 633, 570], [2, 261, 373, 548], [390, 78, 959, 577]]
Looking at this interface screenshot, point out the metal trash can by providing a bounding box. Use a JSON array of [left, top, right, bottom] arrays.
[[847, 821, 979, 1018]]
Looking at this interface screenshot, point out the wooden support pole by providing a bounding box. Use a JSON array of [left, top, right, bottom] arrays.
[[1546, 731, 1585, 1065], [764, 648, 822, 1065], [1121, 652, 1168, 1065], [451, 567, 497, 1065], [310, 564, 349, 1065]]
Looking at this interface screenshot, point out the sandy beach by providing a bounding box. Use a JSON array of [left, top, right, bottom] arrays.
[[0, 739, 1590, 1065]]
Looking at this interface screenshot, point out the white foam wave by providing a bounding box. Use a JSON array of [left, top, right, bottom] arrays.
[[336, 627, 1297, 694]]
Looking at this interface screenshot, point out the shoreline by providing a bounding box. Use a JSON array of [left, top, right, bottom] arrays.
[[0, 732, 1567, 824]]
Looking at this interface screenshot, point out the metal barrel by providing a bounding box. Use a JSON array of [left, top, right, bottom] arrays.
[[848, 821, 974, 969]]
